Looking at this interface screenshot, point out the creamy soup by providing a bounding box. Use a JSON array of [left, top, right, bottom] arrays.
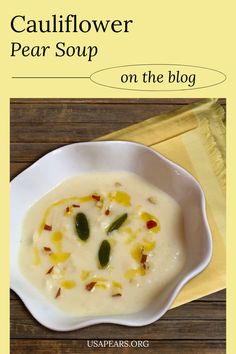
[[19, 171, 185, 316]]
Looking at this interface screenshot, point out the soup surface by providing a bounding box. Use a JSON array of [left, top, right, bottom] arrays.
[[19, 171, 185, 316]]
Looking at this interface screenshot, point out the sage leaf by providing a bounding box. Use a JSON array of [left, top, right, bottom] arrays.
[[98, 240, 111, 268], [107, 213, 128, 234], [75, 212, 89, 241]]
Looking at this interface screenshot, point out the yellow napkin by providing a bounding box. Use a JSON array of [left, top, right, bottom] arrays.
[[97, 98, 226, 307]]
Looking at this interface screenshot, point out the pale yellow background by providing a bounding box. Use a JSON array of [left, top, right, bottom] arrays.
[[0, 1, 234, 353]]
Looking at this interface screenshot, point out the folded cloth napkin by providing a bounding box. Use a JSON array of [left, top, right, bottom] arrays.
[[97, 98, 226, 307]]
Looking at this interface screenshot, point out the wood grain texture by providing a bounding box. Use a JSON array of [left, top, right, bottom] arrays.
[[10, 340, 226, 354], [10, 98, 226, 353], [10, 98, 226, 104], [10, 298, 226, 326]]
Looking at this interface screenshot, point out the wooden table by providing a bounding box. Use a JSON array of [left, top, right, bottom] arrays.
[[10, 98, 226, 354]]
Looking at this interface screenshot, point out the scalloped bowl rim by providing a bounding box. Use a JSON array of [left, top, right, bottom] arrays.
[[10, 141, 212, 331]]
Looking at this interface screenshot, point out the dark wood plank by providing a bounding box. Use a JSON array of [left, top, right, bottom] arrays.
[[10, 98, 226, 105], [10, 298, 225, 322], [10, 339, 226, 354], [10, 122, 137, 143], [10, 162, 30, 179], [10, 103, 185, 124], [10, 100, 226, 163], [199, 289, 226, 302], [10, 318, 225, 340], [11, 143, 66, 163], [10, 297, 225, 340]]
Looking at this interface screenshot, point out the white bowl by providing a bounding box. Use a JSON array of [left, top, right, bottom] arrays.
[[10, 141, 212, 331]]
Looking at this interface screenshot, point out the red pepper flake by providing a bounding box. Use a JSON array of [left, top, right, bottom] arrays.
[[105, 209, 110, 216], [146, 220, 157, 229], [65, 206, 70, 213], [141, 254, 147, 264], [46, 266, 54, 275], [140, 254, 148, 269], [112, 293, 122, 297], [44, 224, 52, 231], [92, 195, 101, 202], [55, 288, 61, 299], [43, 246, 52, 253], [85, 281, 97, 291], [72, 204, 80, 208]]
